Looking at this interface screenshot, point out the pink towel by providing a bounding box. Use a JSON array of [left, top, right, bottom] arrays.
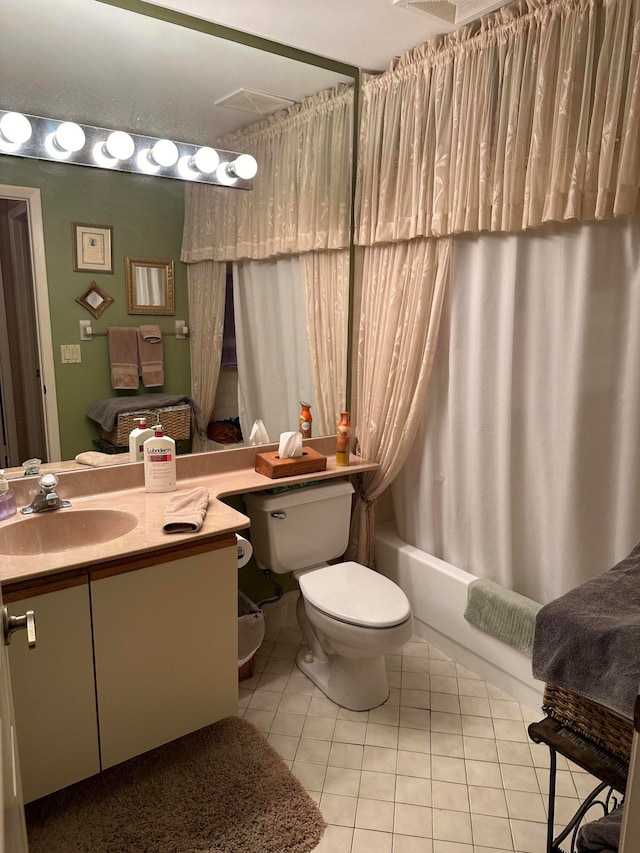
[[137, 325, 164, 387], [108, 328, 139, 390]]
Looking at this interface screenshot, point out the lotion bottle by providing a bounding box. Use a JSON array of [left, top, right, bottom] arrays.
[[128, 417, 154, 463], [143, 424, 177, 493]]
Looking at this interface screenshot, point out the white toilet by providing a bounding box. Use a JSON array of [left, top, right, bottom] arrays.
[[243, 480, 413, 710]]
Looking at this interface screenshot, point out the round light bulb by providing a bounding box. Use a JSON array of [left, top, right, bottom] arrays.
[[92, 141, 117, 168], [231, 154, 258, 180], [150, 139, 178, 168], [55, 121, 85, 153], [215, 162, 237, 187], [192, 146, 219, 174], [0, 112, 32, 146], [104, 130, 135, 161], [45, 132, 71, 160], [137, 148, 160, 174], [177, 155, 198, 180]]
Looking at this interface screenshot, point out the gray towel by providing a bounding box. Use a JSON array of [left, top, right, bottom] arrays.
[[577, 806, 623, 852], [532, 541, 640, 720]]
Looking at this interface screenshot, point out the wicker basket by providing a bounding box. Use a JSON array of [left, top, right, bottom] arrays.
[[98, 404, 191, 447], [543, 683, 633, 763]]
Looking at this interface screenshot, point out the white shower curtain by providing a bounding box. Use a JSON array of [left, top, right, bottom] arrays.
[[393, 217, 640, 604], [233, 256, 315, 442]]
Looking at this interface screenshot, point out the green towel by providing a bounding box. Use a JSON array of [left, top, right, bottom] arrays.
[[464, 579, 542, 656]]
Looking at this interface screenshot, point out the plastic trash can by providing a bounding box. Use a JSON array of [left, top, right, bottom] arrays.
[[238, 591, 265, 681]]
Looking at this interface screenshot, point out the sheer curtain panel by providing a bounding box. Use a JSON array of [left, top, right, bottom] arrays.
[[303, 249, 350, 436], [187, 261, 226, 452], [347, 237, 451, 565]]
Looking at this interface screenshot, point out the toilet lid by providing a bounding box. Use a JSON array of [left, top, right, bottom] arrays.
[[298, 561, 411, 628]]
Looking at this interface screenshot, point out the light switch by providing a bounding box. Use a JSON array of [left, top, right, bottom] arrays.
[[60, 345, 81, 364]]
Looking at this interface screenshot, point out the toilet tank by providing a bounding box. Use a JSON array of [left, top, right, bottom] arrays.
[[243, 479, 355, 574]]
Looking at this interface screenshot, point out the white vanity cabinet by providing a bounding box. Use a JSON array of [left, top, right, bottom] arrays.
[[90, 540, 238, 769], [5, 533, 239, 801], [5, 576, 100, 803]]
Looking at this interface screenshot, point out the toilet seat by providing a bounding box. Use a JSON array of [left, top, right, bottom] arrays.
[[298, 561, 411, 629]]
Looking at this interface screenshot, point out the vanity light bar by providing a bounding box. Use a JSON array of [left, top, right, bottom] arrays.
[[0, 110, 258, 188]]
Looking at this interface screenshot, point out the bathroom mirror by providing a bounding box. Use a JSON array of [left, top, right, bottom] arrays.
[[76, 281, 115, 320], [0, 0, 357, 465], [126, 258, 175, 315]]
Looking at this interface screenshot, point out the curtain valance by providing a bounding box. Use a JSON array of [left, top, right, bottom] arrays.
[[181, 84, 354, 263], [355, 0, 640, 246]]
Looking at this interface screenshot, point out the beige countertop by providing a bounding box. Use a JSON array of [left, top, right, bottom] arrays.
[[0, 437, 377, 586]]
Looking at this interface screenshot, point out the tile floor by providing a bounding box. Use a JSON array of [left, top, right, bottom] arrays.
[[238, 625, 604, 853]]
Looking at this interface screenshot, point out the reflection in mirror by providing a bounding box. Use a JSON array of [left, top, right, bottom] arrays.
[[126, 257, 175, 315], [0, 0, 357, 465]]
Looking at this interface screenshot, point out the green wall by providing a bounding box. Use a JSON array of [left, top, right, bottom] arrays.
[[0, 157, 191, 460]]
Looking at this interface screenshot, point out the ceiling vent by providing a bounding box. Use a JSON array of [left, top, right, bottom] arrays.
[[392, 0, 506, 26], [215, 89, 295, 116]]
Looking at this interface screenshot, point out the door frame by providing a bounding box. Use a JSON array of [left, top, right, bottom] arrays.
[[0, 184, 60, 463]]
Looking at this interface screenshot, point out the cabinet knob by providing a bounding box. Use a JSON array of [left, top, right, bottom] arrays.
[[2, 607, 36, 648]]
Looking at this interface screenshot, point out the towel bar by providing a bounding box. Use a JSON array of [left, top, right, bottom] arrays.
[[78, 320, 189, 340]]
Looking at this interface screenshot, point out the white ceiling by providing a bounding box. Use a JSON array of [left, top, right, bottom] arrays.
[[1, 0, 507, 145], [144, 0, 505, 71]]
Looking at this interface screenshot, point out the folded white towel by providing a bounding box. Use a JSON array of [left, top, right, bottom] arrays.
[[75, 451, 123, 467]]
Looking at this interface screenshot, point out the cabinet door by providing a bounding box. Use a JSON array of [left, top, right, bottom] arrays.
[[7, 582, 100, 803], [91, 546, 238, 769]]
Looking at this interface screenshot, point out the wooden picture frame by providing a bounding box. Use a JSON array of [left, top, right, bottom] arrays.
[[72, 223, 113, 273]]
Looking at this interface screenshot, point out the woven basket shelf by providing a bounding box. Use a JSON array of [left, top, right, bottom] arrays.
[[98, 404, 191, 447], [543, 683, 633, 763]]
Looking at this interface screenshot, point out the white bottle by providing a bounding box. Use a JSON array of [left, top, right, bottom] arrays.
[[128, 417, 154, 463], [143, 424, 177, 493]]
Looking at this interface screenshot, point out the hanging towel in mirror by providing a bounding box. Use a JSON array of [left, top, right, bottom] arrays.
[[108, 327, 139, 389], [137, 325, 164, 387]]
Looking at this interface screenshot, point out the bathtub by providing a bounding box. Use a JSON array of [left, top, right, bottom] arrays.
[[375, 522, 544, 711]]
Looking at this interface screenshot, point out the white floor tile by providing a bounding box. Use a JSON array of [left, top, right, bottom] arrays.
[[239, 627, 607, 853], [394, 803, 433, 837], [352, 828, 393, 853], [356, 797, 395, 832]]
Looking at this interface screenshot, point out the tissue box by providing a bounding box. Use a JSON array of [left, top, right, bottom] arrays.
[[255, 447, 327, 479]]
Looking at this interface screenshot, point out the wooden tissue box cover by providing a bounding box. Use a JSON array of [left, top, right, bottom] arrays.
[[255, 447, 327, 479]]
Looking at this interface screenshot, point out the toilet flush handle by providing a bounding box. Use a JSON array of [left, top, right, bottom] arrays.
[[271, 511, 287, 519]]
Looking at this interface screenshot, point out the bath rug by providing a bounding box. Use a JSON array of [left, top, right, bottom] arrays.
[[464, 578, 542, 656], [25, 716, 326, 853]]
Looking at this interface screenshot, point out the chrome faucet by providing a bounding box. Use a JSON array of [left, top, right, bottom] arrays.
[[20, 473, 71, 515]]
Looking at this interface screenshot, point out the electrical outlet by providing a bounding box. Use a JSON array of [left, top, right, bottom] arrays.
[[60, 344, 81, 364]]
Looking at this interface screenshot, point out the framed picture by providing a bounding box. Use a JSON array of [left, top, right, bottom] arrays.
[[72, 223, 113, 273]]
